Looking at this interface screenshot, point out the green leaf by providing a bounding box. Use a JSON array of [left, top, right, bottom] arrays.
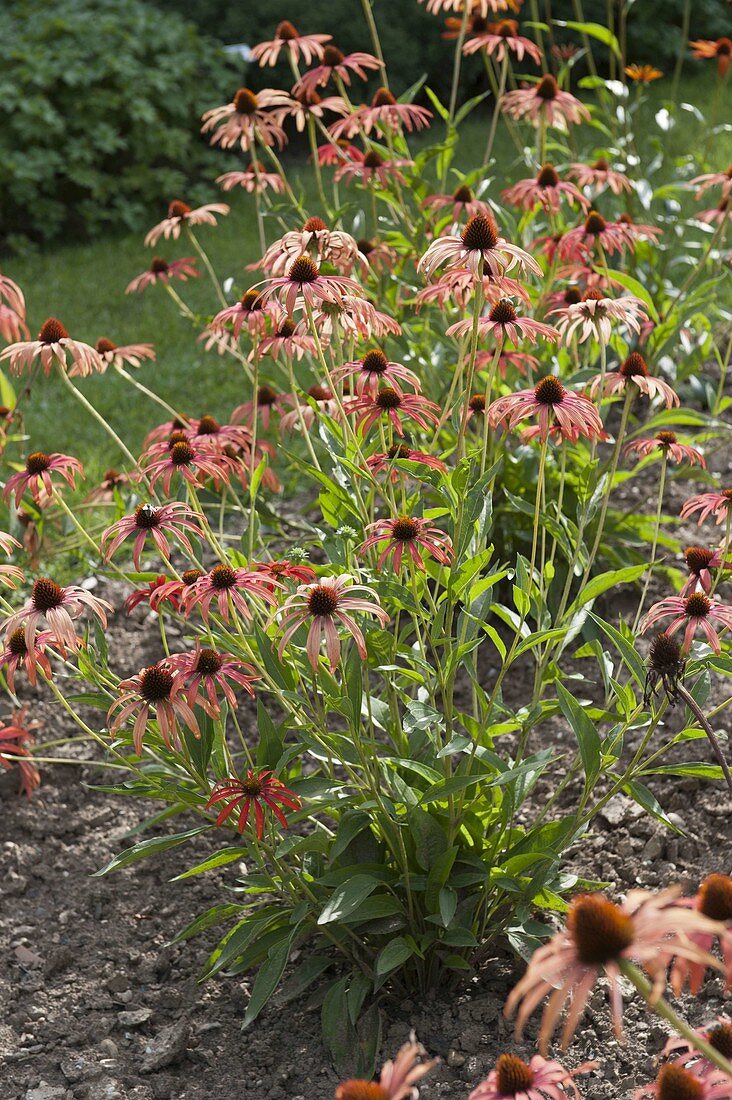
[[242, 935, 293, 1028], [606, 270, 660, 322], [173, 903, 245, 944], [275, 956, 333, 1005], [567, 565, 646, 617], [375, 937, 412, 976], [556, 683, 601, 786], [318, 874, 378, 925], [589, 612, 647, 690], [93, 826, 211, 875], [171, 847, 247, 881], [438, 886, 457, 928], [556, 18, 622, 60]]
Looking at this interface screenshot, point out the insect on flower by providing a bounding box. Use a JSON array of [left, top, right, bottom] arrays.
[[101, 502, 204, 570], [335, 1033, 437, 1100], [359, 516, 454, 572], [276, 573, 389, 671], [206, 770, 301, 840]]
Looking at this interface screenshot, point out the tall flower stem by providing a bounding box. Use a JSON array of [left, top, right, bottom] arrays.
[[247, 354, 260, 560], [483, 56, 509, 167], [456, 261, 485, 461], [582, 387, 634, 582], [479, 337, 504, 477], [56, 364, 139, 472], [675, 682, 732, 794], [360, 0, 389, 89], [671, 0, 691, 104], [113, 364, 185, 423], [186, 228, 227, 309], [632, 455, 667, 634]]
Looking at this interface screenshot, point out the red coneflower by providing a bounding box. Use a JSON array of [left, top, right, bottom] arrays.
[[0, 317, 103, 378], [253, 559, 317, 589], [625, 431, 706, 467], [184, 563, 282, 623], [147, 569, 204, 614], [349, 388, 441, 438], [501, 74, 590, 131], [108, 661, 199, 755], [359, 516, 454, 572], [447, 299, 559, 346], [3, 577, 112, 655], [679, 546, 732, 596], [141, 439, 238, 495], [100, 502, 203, 570], [0, 628, 55, 692], [418, 212, 542, 279], [681, 488, 732, 527], [169, 646, 259, 718], [125, 256, 199, 294], [276, 573, 389, 671], [3, 451, 84, 508], [0, 708, 41, 799], [641, 593, 732, 653], [201, 87, 294, 151], [487, 375, 604, 442], [250, 22, 332, 68], [206, 769, 301, 839], [293, 45, 382, 98], [588, 351, 679, 409], [332, 349, 421, 397]]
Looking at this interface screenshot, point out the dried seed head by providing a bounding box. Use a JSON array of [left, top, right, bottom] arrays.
[[655, 1064, 704, 1100], [96, 338, 117, 354], [307, 584, 340, 616], [323, 45, 345, 67], [584, 210, 607, 235], [391, 517, 420, 541], [453, 184, 473, 203], [275, 20, 298, 40], [469, 394, 486, 413], [363, 150, 383, 169], [195, 648, 224, 676], [362, 349, 388, 374], [461, 213, 500, 252], [684, 546, 714, 574], [372, 86, 396, 107], [168, 200, 191, 219], [537, 163, 560, 187], [139, 664, 174, 702], [684, 592, 711, 618], [210, 564, 237, 590], [620, 351, 649, 378], [648, 633, 683, 676], [536, 74, 559, 100], [31, 577, 64, 612], [288, 255, 319, 284], [534, 375, 565, 405], [233, 88, 258, 115], [375, 388, 402, 410], [25, 452, 51, 475], [38, 318, 68, 344], [134, 504, 161, 530], [567, 895, 635, 965], [698, 874, 732, 921], [489, 298, 518, 324], [495, 1053, 534, 1095]]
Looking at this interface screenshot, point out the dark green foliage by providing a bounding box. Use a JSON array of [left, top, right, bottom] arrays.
[[0, 0, 240, 250]]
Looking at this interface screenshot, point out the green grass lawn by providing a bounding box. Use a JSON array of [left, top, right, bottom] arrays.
[[3, 71, 729, 482]]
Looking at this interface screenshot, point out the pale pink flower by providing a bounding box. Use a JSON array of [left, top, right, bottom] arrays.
[[350, 388, 441, 437], [144, 200, 229, 247], [502, 164, 589, 213], [216, 163, 285, 194], [250, 21, 331, 67], [625, 431, 706, 468], [308, 295, 401, 341], [567, 157, 633, 195], [332, 349, 420, 397], [336, 1034, 437, 1100], [662, 1014, 732, 1077], [470, 1053, 593, 1100], [418, 212, 542, 279], [415, 269, 527, 312], [588, 351, 678, 409], [4, 451, 83, 508], [0, 303, 29, 343], [257, 218, 363, 277], [558, 210, 630, 261], [210, 289, 271, 340], [276, 573, 389, 671], [184, 563, 282, 623], [679, 546, 732, 597], [0, 317, 103, 378], [422, 184, 493, 224], [353, 237, 398, 274], [108, 661, 199, 755], [359, 516, 453, 571], [169, 646, 259, 718], [488, 375, 604, 442], [232, 385, 288, 431], [282, 88, 350, 134], [477, 349, 540, 379], [93, 338, 155, 372], [293, 46, 382, 98], [642, 593, 732, 654], [255, 254, 363, 317], [462, 19, 543, 64], [423, 0, 517, 14], [691, 166, 732, 202], [0, 272, 26, 317], [502, 74, 590, 130], [506, 889, 725, 1052], [4, 577, 112, 655], [551, 290, 648, 345], [616, 212, 662, 248], [329, 87, 432, 139], [0, 627, 55, 692], [366, 443, 447, 479], [201, 87, 294, 151], [279, 385, 342, 434], [254, 317, 317, 361], [101, 502, 203, 570], [681, 488, 732, 527], [696, 199, 732, 226], [447, 299, 559, 346], [634, 1064, 732, 1100], [334, 149, 414, 187], [125, 256, 198, 294]]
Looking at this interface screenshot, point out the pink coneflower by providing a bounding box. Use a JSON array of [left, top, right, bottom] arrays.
[[419, 213, 541, 280], [170, 646, 259, 717], [184, 563, 281, 623], [283, 87, 350, 134], [254, 560, 317, 589], [691, 166, 732, 202], [588, 352, 679, 409], [93, 338, 156, 372], [334, 149, 414, 188], [0, 628, 55, 692], [329, 87, 432, 139], [186, 415, 253, 453], [83, 468, 132, 505], [350, 388, 441, 437], [206, 770, 301, 839], [469, 1053, 593, 1100], [427, 0, 519, 14], [335, 1034, 437, 1100], [316, 139, 361, 167], [201, 87, 293, 151], [0, 709, 41, 799], [359, 516, 453, 572], [690, 38, 732, 78], [232, 385, 287, 431], [0, 317, 103, 378], [255, 254, 363, 317], [422, 183, 492, 224], [216, 162, 285, 195], [147, 568, 203, 614], [101, 502, 203, 570], [211, 289, 271, 340], [506, 889, 725, 1052], [696, 198, 732, 226], [681, 488, 732, 527], [144, 200, 229, 248], [558, 210, 630, 261], [141, 439, 237, 495], [447, 299, 559, 346], [332, 349, 421, 397], [276, 573, 389, 671], [616, 212, 661, 249], [625, 431, 706, 467], [488, 375, 604, 442], [108, 661, 198, 755], [477, 349, 540, 379], [3, 451, 83, 508], [501, 74, 590, 130], [293, 45, 382, 98], [415, 269, 514, 312], [125, 256, 199, 294], [0, 302, 29, 343], [0, 272, 25, 317], [634, 1064, 732, 1100], [502, 164, 588, 213], [680, 546, 732, 596], [4, 577, 111, 654], [258, 218, 363, 277], [279, 385, 343, 433], [366, 443, 448, 479], [662, 1014, 732, 1077], [254, 317, 317, 361], [641, 593, 732, 653], [250, 21, 331, 67], [462, 18, 543, 64], [551, 290, 648, 345], [354, 237, 398, 275], [567, 157, 633, 195], [124, 575, 174, 615], [308, 296, 402, 343]]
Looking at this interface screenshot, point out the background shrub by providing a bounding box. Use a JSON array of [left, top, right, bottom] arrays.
[[0, 0, 239, 250]]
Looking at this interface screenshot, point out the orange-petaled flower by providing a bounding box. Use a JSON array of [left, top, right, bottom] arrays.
[[502, 163, 589, 213], [169, 646, 259, 718], [276, 573, 389, 671], [588, 352, 679, 409], [567, 157, 633, 195], [469, 1053, 595, 1099], [501, 74, 590, 130], [624, 431, 706, 467], [250, 21, 332, 67], [125, 256, 199, 294], [184, 563, 282, 623], [634, 1064, 732, 1100], [108, 661, 198, 755], [349, 388, 441, 438], [201, 86, 293, 151], [625, 64, 663, 82], [681, 488, 732, 527], [0, 317, 103, 378], [359, 516, 453, 572], [144, 200, 229, 247], [329, 87, 432, 139], [3, 577, 112, 655], [0, 708, 41, 799], [505, 889, 725, 1052], [332, 349, 421, 397], [94, 338, 155, 372], [0, 628, 55, 692], [100, 502, 203, 570], [418, 212, 542, 280], [293, 45, 382, 98], [488, 375, 604, 442], [641, 593, 732, 654], [447, 299, 559, 347], [669, 875, 732, 996], [206, 770, 301, 839], [3, 451, 84, 508], [690, 38, 732, 77], [335, 1033, 437, 1100], [462, 18, 543, 64]]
